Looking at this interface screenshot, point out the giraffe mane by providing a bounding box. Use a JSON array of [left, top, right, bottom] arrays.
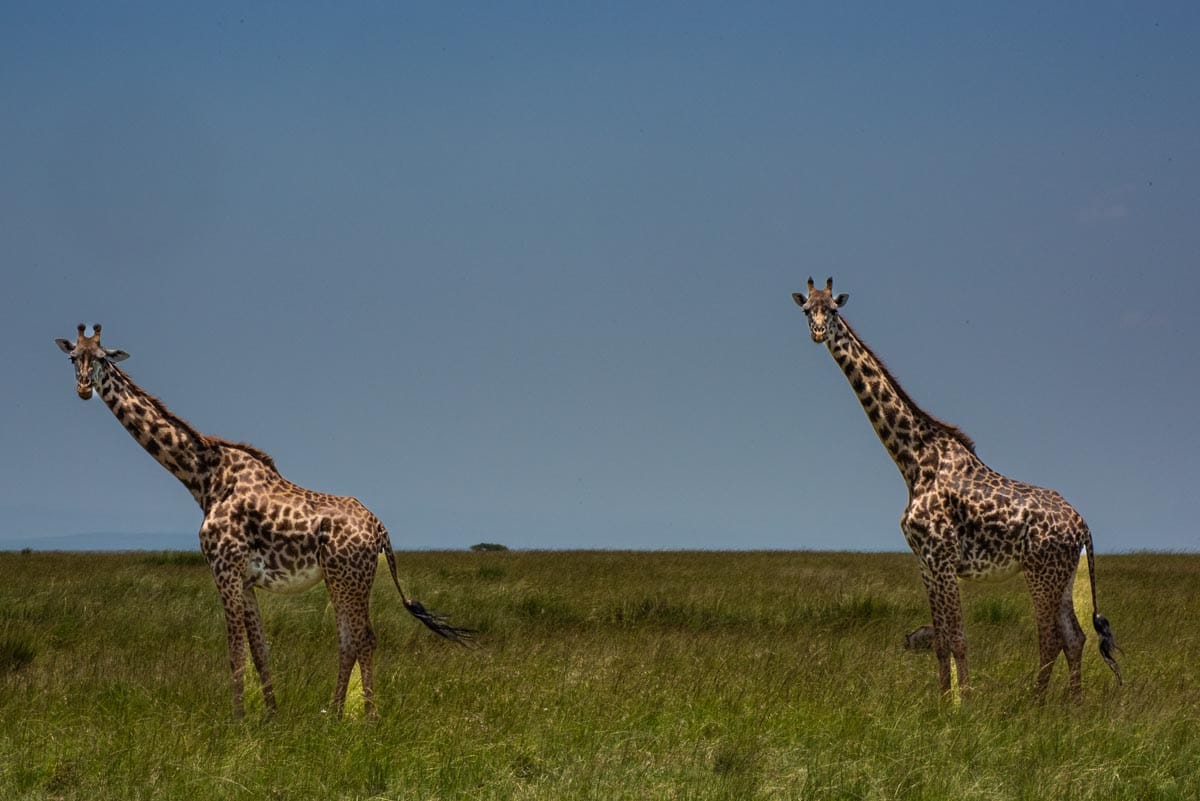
[[202, 435, 280, 473], [107, 363, 208, 448], [108, 363, 282, 474], [839, 316, 977, 454]]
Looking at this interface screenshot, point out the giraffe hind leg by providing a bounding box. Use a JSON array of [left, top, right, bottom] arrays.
[[331, 614, 356, 717], [1057, 583, 1086, 698], [357, 622, 377, 718], [325, 550, 380, 718], [329, 599, 377, 718], [1026, 571, 1068, 698]]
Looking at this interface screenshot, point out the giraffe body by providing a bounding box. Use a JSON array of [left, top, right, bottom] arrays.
[[792, 280, 1120, 697], [56, 325, 471, 718]]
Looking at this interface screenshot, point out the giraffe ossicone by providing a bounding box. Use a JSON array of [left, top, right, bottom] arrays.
[[793, 278, 1121, 697], [56, 324, 473, 718]]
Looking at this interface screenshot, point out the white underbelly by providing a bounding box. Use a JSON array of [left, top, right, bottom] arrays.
[[247, 557, 324, 594], [959, 559, 1022, 582]]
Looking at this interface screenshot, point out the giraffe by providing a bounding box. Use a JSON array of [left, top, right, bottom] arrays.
[[791, 279, 1121, 697], [55, 324, 472, 717]]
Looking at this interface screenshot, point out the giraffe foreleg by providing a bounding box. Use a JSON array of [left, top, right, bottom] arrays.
[[204, 515, 260, 719], [242, 585, 277, 714], [921, 564, 970, 697], [215, 577, 249, 719]]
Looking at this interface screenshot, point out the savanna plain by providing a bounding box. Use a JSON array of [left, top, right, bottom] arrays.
[[1, 549, 1197, 801]]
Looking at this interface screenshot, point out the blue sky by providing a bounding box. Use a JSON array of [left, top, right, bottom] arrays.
[[3, 3, 1197, 551]]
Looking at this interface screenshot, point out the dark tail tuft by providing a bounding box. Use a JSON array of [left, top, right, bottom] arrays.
[[1092, 612, 1122, 685], [1085, 533, 1122, 687], [403, 598, 476, 645], [379, 523, 475, 646]]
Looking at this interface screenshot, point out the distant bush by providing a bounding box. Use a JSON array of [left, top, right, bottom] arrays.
[[471, 542, 509, 552]]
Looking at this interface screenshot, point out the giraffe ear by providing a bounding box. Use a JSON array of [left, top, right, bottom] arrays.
[[105, 349, 130, 363], [792, 292, 807, 307], [55, 338, 75, 355], [834, 293, 849, 307]]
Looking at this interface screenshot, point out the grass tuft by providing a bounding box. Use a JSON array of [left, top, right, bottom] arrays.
[[711, 740, 760, 776], [812, 592, 900, 627], [0, 636, 35, 673], [972, 596, 1023, 625], [511, 593, 582, 626], [603, 595, 729, 630], [139, 550, 207, 567]]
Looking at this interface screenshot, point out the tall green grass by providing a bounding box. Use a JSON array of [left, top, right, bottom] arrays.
[[1, 549, 1196, 800]]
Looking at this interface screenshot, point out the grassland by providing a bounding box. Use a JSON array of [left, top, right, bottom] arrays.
[[1, 549, 1197, 800]]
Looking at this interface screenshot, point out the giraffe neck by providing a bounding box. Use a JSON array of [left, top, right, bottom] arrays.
[[95, 362, 209, 504], [825, 316, 975, 487]]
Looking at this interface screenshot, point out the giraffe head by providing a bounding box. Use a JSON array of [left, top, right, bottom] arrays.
[[55, 324, 130, 400], [792, 276, 849, 344]]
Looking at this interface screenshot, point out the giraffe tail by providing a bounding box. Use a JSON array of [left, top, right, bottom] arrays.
[[379, 526, 475, 646], [1085, 533, 1122, 685]]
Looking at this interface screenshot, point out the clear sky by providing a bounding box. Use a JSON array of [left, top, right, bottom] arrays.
[[3, 3, 1197, 551]]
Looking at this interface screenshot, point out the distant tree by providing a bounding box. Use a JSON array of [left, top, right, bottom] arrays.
[[470, 542, 509, 552]]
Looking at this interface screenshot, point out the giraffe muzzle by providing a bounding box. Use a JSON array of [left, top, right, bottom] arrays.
[[76, 384, 94, 400]]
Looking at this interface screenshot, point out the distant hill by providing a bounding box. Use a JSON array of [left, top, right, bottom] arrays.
[[0, 531, 199, 551]]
